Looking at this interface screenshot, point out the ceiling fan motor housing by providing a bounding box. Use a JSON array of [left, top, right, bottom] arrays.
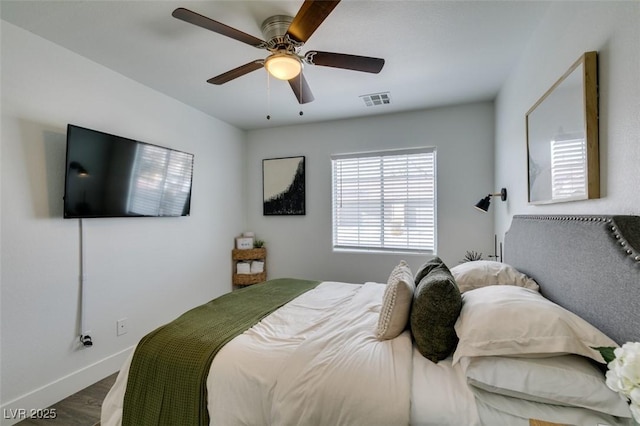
[[261, 15, 299, 51]]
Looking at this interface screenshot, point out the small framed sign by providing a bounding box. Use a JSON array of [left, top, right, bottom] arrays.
[[235, 237, 254, 250]]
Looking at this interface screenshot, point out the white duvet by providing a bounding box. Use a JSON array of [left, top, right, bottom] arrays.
[[101, 281, 479, 425]]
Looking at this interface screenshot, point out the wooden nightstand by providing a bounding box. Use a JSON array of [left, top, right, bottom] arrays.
[[529, 420, 568, 426], [232, 248, 266, 286]]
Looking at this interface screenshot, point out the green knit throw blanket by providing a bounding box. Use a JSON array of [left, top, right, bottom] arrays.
[[122, 278, 321, 426]]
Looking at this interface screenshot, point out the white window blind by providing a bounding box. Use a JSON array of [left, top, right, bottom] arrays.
[[331, 147, 436, 253], [550, 133, 587, 200]]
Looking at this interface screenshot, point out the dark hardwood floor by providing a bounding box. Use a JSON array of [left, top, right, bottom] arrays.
[[16, 373, 117, 426]]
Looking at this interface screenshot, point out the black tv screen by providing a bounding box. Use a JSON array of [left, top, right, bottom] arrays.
[[64, 124, 194, 218]]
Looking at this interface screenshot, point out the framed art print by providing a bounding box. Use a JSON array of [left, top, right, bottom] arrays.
[[263, 156, 305, 215]]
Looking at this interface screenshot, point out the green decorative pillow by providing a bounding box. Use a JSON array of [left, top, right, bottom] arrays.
[[413, 256, 448, 285], [410, 257, 462, 362]]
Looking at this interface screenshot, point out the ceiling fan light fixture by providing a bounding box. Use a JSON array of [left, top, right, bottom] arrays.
[[265, 53, 301, 80]]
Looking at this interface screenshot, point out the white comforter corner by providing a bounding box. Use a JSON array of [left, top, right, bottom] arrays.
[[102, 281, 414, 426]]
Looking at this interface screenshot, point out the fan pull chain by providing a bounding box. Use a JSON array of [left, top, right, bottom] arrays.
[[299, 73, 304, 116], [266, 71, 271, 120]]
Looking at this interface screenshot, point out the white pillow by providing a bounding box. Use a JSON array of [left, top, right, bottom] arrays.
[[461, 355, 631, 418], [376, 260, 414, 340], [473, 389, 633, 426], [452, 286, 617, 364], [450, 260, 539, 293]]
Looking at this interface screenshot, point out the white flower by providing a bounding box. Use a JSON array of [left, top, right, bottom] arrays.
[[605, 342, 640, 422]]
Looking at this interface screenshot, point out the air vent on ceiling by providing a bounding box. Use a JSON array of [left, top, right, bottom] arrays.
[[360, 92, 391, 107]]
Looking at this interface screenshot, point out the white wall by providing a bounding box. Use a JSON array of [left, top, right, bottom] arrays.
[[246, 102, 496, 283], [0, 22, 245, 422], [495, 1, 640, 238]]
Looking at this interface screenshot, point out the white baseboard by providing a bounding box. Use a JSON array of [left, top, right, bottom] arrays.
[[1, 346, 134, 426]]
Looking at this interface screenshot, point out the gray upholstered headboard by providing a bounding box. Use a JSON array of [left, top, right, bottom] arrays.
[[504, 215, 640, 345]]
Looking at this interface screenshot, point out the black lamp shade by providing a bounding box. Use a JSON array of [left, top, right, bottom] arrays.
[[473, 188, 507, 212], [474, 195, 491, 212]]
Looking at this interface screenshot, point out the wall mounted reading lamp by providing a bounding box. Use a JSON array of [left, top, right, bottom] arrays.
[[474, 188, 507, 212]]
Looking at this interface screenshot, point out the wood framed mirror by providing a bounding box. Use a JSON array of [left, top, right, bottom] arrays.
[[526, 51, 599, 204]]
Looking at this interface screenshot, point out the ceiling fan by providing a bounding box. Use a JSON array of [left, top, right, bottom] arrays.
[[172, 0, 385, 104]]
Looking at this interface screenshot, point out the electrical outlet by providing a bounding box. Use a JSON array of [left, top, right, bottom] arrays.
[[117, 318, 128, 336]]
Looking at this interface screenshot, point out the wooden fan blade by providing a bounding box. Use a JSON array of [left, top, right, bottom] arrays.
[[207, 60, 264, 85], [288, 72, 314, 104], [172, 8, 266, 48], [286, 0, 340, 43], [306, 51, 385, 73]]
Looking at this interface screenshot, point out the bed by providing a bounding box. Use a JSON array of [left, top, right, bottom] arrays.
[[101, 214, 640, 425]]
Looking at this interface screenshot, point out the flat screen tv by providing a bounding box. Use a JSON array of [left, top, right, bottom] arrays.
[[64, 124, 194, 218]]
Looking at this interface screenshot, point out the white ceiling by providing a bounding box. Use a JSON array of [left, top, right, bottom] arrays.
[[1, 1, 550, 130]]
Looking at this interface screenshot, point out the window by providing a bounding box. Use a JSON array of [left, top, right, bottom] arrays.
[[331, 147, 436, 253]]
